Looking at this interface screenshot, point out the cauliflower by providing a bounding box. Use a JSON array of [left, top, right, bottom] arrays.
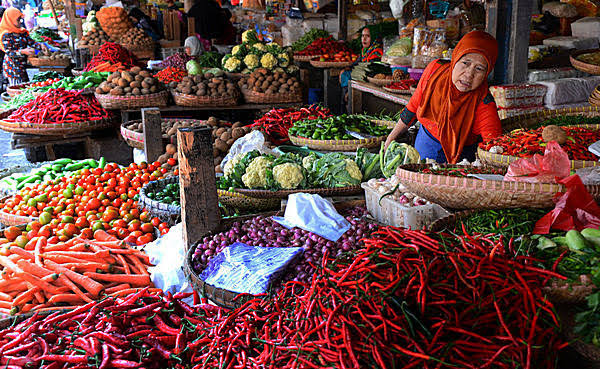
[[224, 153, 244, 177], [223, 56, 242, 73], [286, 65, 299, 74], [242, 29, 259, 44], [261, 53, 278, 69], [277, 53, 290, 68], [273, 163, 304, 189], [231, 44, 246, 57], [243, 54, 260, 70], [274, 67, 285, 74], [252, 43, 267, 54], [302, 155, 316, 170], [345, 159, 363, 182], [242, 156, 273, 189]]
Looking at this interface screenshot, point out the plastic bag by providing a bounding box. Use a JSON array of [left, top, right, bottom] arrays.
[[199, 242, 303, 295], [504, 141, 571, 183], [273, 193, 351, 242], [576, 166, 600, 185], [533, 175, 600, 234], [221, 130, 275, 172], [385, 36, 412, 56], [390, 0, 410, 19]]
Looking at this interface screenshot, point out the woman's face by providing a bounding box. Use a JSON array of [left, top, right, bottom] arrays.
[[361, 28, 371, 49], [451, 52, 488, 92], [14, 15, 23, 28], [185, 46, 192, 56]]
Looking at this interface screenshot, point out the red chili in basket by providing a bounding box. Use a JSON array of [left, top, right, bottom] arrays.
[[84, 42, 138, 72], [154, 67, 187, 84]]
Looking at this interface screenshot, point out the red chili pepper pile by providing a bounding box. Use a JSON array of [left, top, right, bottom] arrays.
[[154, 67, 187, 84], [5, 88, 111, 124], [250, 105, 331, 145], [184, 227, 564, 368], [0, 289, 212, 368], [481, 126, 600, 161], [295, 36, 351, 57], [84, 42, 138, 72], [386, 79, 416, 90], [419, 166, 505, 177]]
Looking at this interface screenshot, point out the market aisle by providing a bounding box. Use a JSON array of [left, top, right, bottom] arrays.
[[0, 122, 27, 169]]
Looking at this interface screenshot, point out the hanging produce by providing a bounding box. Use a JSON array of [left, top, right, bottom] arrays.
[[83, 42, 138, 72], [119, 27, 154, 48], [95, 6, 134, 42], [78, 27, 111, 46]]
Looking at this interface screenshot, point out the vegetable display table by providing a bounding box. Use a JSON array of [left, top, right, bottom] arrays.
[[350, 80, 411, 114]]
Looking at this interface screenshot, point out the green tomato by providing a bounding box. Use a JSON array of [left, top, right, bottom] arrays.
[[39, 211, 52, 225], [92, 221, 104, 232], [61, 216, 74, 223], [27, 198, 37, 208], [63, 189, 73, 199], [74, 186, 85, 196]]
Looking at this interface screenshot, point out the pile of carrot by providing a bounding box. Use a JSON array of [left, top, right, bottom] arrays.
[[0, 230, 158, 315], [89, 61, 128, 73]]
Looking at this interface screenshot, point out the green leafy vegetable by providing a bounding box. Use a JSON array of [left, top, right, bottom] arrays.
[[292, 29, 330, 51], [379, 142, 420, 178]]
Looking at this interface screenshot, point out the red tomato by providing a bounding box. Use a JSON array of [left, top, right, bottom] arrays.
[[151, 217, 160, 227], [80, 228, 93, 239], [140, 223, 154, 234], [88, 198, 101, 210]]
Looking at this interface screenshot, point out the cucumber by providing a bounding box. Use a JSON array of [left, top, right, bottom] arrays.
[[52, 158, 73, 165], [581, 228, 600, 249], [566, 230, 588, 252], [16, 175, 41, 190], [98, 157, 106, 169], [87, 159, 98, 168], [64, 162, 86, 171], [52, 164, 64, 172]]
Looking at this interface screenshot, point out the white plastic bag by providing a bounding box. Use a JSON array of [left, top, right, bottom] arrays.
[[221, 130, 276, 170], [273, 193, 350, 242], [390, 0, 409, 19]]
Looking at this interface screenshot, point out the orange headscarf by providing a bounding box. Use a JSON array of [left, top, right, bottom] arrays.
[[417, 31, 498, 164], [0, 8, 28, 52]]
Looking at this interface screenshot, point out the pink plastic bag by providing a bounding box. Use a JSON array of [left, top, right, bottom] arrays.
[[533, 174, 600, 234], [503, 141, 571, 183]]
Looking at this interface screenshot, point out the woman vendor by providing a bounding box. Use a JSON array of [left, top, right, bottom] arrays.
[[384, 31, 502, 164], [0, 7, 43, 86], [340, 27, 383, 112], [184, 35, 206, 57]]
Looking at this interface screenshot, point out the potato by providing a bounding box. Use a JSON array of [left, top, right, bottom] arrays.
[[158, 154, 168, 164], [166, 144, 177, 155], [215, 127, 226, 136], [214, 138, 228, 152], [220, 131, 231, 142], [232, 127, 245, 140]]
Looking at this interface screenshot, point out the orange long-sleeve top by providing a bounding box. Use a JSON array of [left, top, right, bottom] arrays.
[[399, 60, 502, 146]]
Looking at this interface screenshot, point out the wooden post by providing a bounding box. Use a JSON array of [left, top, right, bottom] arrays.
[[177, 127, 220, 251], [47, 0, 60, 27], [188, 17, 196, 37], [142, 108, 164, 163], [338, 0, 347, 41], [350, 82, 362, 114]]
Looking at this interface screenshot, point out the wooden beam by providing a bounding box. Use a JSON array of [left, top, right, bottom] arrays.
[[507, 0, 531, 83], [142, 108, 164, 163], [338, 0, 347, 41], [177, 127, 220, 253], [47, 0, 60, 27]]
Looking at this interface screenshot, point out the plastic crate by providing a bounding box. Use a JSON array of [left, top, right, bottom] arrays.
[[362, 183, 449, 229], [160, 47, 186, 60]]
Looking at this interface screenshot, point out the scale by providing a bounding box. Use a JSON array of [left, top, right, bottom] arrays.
[[428, 0, 450, 19]]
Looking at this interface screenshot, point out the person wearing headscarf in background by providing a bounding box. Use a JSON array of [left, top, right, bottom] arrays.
[[129, 7, 161, 41], [187, 0, 235, 46], [184, 35, 204, 57], [339, 27, 383, 112], [0, 7, 43, 86], [384, 31, 501, 164]]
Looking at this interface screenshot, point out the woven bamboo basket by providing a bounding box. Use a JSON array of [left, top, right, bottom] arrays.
[[7, 83, 30, 98], [0, 196, 36, 226], [570, 49, 600, 75], [0, 116, 114, 136], [28, 57, 70, 67], [138, 177, 181, 225], [383, 86, 412, 95], [72, 68, 84, 77], [1, 92, 10, 102], [232, 184, 363, 199], [395, 164, 600, 209], [477, 146, 599, 170], [172, 90, 239, 107], [217, 189, 281, 210], [0, 308, 71, 326], [120, 118, 203, 149], [241, 88, 302, 104], [543, 278, 596, 305], [288, 133, 386, 151], [367, 76, 394, 86], [94, 90, 169, 110], [293, 54, 321, 62], [309, 59, 353, 68], [370, 119, 396, 129]]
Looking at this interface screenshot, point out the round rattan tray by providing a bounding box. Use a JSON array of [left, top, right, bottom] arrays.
[[0, 116, 114, 136], [7, 83, 30, 98], [288, 133, 386, 151], [570, 48, 600, 75], [559, 306, 600, 365], [28, 57, 70, 67], [138, 177, 181, 225], [217, 189, 281, 210], [120, 118, 204, 149], [293, 54, 321, 62], [0, 196, 36, 226], [231, 184, 362, 199], [241, 88, 302, 104], [395, 164, 600, 209], [172, 90, 239, 107], [309, 59, 353, 68], [95, 90, 169, 110], [367, 76, 394, 86]]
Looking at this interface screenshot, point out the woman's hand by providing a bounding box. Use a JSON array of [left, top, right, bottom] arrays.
[[384, 120, 409, 151]]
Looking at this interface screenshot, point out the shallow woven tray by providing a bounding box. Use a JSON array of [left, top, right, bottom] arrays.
[[7, 83, 30, 98], [28, 57, 70, 67], [241, 88, 302, 104], [383, 86, 412, 94], [543, 279, 596, 305], [309, 58, 353, 68], [0, 196, 36, 226], [94, 90, 169, 110], [172, 90, 239, 107], [371, 119, 396, 129], [570, 48, 600, 75], [0, 116, 114, 136], [120, 118, 203, 149], [367, 76, 394, 86], [289, 133, 386, 151], [293, 54, 321, 62], [395, 163, 600, 209], [138, 177, 181, 225], [217, 189, 281, 210], [499, 106, 600, 132], [231, 184, 362, 199]]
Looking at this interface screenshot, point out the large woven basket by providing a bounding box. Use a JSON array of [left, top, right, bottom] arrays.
[[570, 48, 600, 75], [371, 119, 396, 129], [288, 133, 386, 151], [120, 118, 203, 149], [293, 54, 321, 62], [0, 196, 36, 226], [94, 90, 169, 110], [0, 116, 114, 136], [28, 57, 70, 67], [231, 184, 363, 199], [241, 88, 302, 104], [395, 164, 600, 209], [367, 76, 394, 86], [138, 177, 181, 225], [309, 58, 353, 68], [477, 146, 599, 170], [7, 83, 30, 98], [172, 90, 239, 107], [217, 189, 280, 210]]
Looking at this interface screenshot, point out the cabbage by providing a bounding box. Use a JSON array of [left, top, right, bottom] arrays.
[[186, 60, 202, 76]]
